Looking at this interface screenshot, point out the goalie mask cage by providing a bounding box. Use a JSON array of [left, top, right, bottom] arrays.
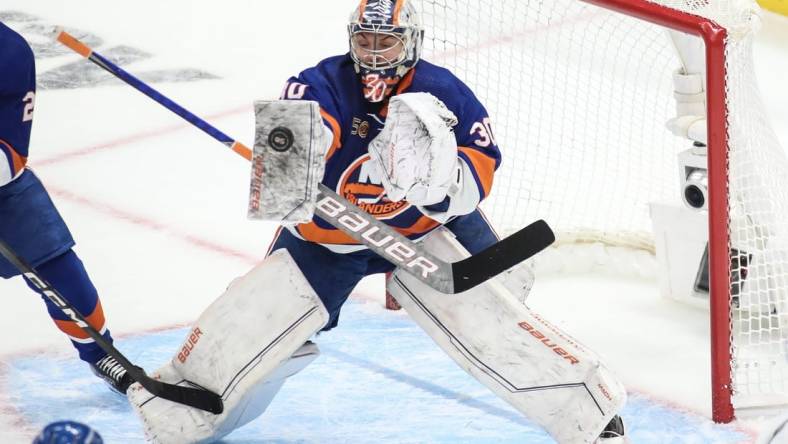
[[413, 0, 787, 424]]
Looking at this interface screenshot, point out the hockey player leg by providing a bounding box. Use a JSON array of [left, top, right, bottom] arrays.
[[387, 227, 626, 444], [0, 169, 132, 393], [27, 249, 135, 394], [128, 249, 328, 444]]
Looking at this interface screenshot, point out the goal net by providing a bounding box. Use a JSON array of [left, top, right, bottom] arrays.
[[414, 0, 788, 422]]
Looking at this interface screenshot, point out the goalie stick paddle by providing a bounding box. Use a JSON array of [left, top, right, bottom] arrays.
[[316, 186, 555, 293], [0, 240, 224, 414], [55, 29, 556, 293]]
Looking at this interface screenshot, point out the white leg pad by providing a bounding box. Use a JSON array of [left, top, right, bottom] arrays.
[[387, 228, 626, 444], [128, 250, 328, 444]]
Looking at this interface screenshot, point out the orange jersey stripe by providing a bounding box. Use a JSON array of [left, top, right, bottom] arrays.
[[296, 213, 440, 245], [343, 182, 386, 196], [459, 146, 496, 198], [398, 215, 441, 236], [296, 221, 357, 244], [0, 139, 28, 175], [321, 108, 342, 160], [53, 300, 106, 340]]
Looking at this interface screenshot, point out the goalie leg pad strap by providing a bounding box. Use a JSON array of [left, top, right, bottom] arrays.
[[128, 250, 328, 443], [387, 228, 626, 444]]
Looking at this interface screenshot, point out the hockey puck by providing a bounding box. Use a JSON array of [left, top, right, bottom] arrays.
[[268, 127, 294, 152]]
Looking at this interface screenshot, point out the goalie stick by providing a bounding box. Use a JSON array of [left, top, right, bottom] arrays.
[[0, 239, 224, 415], [316, 189, 553, 293], [55, 29, 555, 294]]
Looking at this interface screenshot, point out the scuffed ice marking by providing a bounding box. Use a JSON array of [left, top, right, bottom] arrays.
[[3, 299, 750, 443]]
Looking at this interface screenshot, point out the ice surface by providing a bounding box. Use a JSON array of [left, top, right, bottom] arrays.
[[0, 1, 786, 442]]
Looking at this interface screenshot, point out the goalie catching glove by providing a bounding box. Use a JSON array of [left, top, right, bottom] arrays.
[[368, 92, 461, 208]]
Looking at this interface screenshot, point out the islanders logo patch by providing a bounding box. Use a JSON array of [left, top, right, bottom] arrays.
[[337, 154, 410, 219]]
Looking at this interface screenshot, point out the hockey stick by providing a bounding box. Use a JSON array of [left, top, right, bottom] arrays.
[[52, 28, 250, 160], [315, 190, 553, 293], [55, 29, 555, 293], [0, 239, 224, 414]]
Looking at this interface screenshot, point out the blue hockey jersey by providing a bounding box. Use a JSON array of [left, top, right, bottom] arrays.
[[280, 54, 501, 247], [0, 22, 75, 278], [0, 21, 35, 185]]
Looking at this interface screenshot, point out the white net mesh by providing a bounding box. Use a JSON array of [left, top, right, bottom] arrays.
[[420, 0, 684, 250], [413, 0, 788, 411], [723, 11, 788, 407]]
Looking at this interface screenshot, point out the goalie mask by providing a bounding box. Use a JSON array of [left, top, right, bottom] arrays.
[[348, 0, 424, 103]]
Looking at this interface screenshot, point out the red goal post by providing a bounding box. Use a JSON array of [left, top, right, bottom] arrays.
[[583, 0, 733, 424], [585, 0, 734, 425]]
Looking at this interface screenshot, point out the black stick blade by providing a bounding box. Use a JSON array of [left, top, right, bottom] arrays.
[[139, 377, 224, 414], [0, 239, 224, 415], [451, 219, 555, 293]]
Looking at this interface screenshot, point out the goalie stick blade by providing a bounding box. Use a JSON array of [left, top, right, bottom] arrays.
[[0, 240, 224, 415], [134, 376, 224, 414], [451, 219, 555, 293]]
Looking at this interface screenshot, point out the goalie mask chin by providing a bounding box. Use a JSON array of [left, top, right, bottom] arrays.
[[348, 0, 424, 103]]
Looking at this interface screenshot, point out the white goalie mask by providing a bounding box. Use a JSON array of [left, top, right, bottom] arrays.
[[348, 0, 424, 102]]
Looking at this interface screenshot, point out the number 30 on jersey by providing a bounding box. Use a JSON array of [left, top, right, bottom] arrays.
[[22, 92, 35, 122], [471, 117, 497, 148]]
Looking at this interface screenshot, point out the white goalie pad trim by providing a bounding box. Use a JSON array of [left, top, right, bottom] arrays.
[[387, 228, 626, 444], [128, 249, 328, 444], [498, 259, 535, 306]]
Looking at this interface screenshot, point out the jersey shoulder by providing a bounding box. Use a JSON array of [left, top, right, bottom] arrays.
[[294, 55, 355, 90], [0, 22, 34, 66], [409, 60, 485, 118], [288, 54, 361, 122], [0, 22, 35, 93]]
